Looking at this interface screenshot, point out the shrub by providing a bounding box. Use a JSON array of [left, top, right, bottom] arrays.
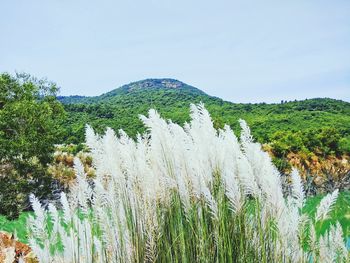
[[339, 136, 350, 154], [48, 149, 95, 189], [28, 104, 349, 262]]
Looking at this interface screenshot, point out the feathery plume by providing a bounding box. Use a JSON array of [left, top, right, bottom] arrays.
[[316, 189, 339, 222]]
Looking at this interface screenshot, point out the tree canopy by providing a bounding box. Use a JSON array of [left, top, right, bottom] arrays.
[[0, 73, 65, 218]]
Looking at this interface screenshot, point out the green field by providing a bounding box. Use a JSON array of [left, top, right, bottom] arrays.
[[1, 192, 349, 246]]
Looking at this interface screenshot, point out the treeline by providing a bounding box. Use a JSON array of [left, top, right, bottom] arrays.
[[60, 84, 350, 159]]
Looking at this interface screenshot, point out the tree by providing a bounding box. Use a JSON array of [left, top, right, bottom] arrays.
[[316, 127, 341, 155], [0, 72, 65, 218]]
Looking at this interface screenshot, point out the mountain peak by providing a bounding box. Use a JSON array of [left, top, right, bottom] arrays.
[[119, 78, 203, 93], [126, 78, 187, 90], [58, 78, 208, 104], [99, 78, 207, 98]]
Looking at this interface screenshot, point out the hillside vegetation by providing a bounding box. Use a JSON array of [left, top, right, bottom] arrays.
[[60, 79, 350, 173], [60, 79, 350, 144]]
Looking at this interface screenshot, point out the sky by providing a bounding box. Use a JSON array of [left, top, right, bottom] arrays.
[[1, 0, 349, 103]]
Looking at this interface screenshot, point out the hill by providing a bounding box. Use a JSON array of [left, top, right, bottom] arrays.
[[58, 79, 207, 104], [59, 79, 350, 170], [60, 79, 212, 140]]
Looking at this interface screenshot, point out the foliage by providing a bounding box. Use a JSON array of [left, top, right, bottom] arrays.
[[27, 105, 349, 262], [339, 136, 350, 154], [0, 72, 65, 218], [59, 79, 350, 159], [271, 127, 345, 158]]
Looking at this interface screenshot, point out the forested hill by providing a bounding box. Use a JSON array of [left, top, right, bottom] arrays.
[[58, 79, 208, 104], [59, 79, 350, 161]]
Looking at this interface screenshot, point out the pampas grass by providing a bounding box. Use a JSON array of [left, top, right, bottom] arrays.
[[27, 104, 349, 262]]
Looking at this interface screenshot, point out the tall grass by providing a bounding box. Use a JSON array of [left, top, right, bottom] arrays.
[[27, 104, 349, 262]]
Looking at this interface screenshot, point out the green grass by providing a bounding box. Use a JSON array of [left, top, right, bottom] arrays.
[[1, 192, 349, 247], [0, 211, 32, 244]]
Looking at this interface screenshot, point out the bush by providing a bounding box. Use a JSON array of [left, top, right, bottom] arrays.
[[0, 163, 54, 219], [339, 136, 350, 154], [272, 157, 291, 171]]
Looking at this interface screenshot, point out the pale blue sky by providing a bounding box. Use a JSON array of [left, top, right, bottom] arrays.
[[1, 0, 349, 103]]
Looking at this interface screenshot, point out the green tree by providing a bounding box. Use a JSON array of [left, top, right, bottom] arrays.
[[316, 127, 341, 155], [271, 131, 304, 157], [0, 72, 65, 218]]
